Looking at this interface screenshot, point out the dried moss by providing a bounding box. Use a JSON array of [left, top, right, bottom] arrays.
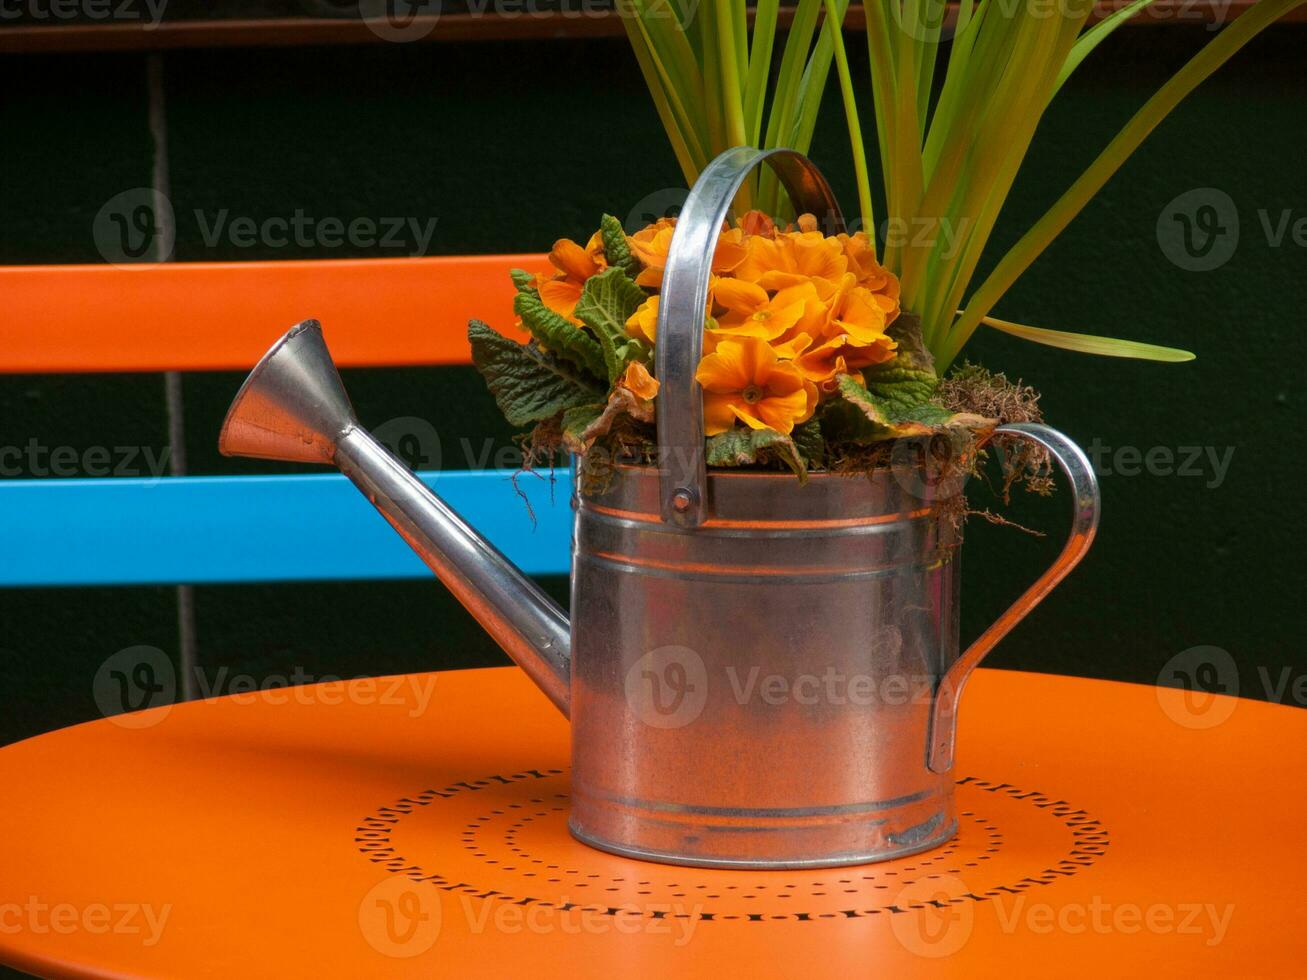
[[521, 361, 1053, 525], [938, 361, 1044, 426], [939, 362, 1056, 509]]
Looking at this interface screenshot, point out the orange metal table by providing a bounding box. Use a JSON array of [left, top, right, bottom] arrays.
[[0, 666, 1301, 978]]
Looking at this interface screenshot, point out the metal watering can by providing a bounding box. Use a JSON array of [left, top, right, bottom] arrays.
[[219, 147, 1100, 870]]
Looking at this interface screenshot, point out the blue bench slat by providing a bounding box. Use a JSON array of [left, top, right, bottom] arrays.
[[0, 469, 574, 587]]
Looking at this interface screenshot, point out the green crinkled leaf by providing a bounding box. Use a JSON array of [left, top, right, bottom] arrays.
[[513, 290, 608, 380], [826, 373, 993, 445], [600, 213, 641, 277], [858, 363, 941, 417], [572, 266, 651, 382], [790, 417, 826, 468], [819, 310, 996, 445], [826, 373, 930, 439], [468, 320, 604, 428], [509, 268, 538, 293], [823, 374, 942, 443], [858, 311, 941, 410], [706, 427, 807, 481], [893, 401, 957, 426]]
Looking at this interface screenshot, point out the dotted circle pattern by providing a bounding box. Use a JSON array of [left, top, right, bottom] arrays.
[[355, 769, 1110, 923]]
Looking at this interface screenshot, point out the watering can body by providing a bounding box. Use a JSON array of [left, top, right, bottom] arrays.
[[220, 147, 1099, 869], [570, 463, 966, 867]]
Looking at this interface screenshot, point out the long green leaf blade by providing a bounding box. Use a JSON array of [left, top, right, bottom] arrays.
[[1055, 0, 1159, 96], [860, 0, 900, 236], [946, 0, 1306, 368], [760, 0, 833, 216], [787, 0, 850, 151], [920, 0, 1090, 343], [745, 0, 782, 143], [822, 0, 875, 237], [913, 0, 948, 128], [618, 1, 707, 183], [980, 315, 1195, 362], [713, 0, 750, 156]]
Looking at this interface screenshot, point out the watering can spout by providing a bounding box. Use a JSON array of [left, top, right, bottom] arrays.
[[219, 321, 572, 716]]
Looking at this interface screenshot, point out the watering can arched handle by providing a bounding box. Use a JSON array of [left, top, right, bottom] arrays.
[[654, 146, 845, 528], [926, 423, 1101, 773]]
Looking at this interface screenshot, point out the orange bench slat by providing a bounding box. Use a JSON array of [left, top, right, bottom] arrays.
[[0, 254, 549, 374]]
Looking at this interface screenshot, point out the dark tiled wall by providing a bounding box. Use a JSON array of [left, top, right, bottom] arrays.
[[2, 29, 1305, 750]]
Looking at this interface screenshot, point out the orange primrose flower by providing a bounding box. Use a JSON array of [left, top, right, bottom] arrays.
[[828, 285, 897, 346], [626, 295, 659, 345], [769, 332, 814, 360], [627, 223, 747, 288], [625, 285, 718, 346], [618, 361, 659, 402], [837, 231, 878, 282], [736, 209, 778, 238], [628, 216, 675, 246], [537, 231, 606, 323], [794, 333, 897, 388], [837, 232, 901, 322], [711, 279, 820, 341], [695, 337, 818, 436], [732, 228, 848, 291]]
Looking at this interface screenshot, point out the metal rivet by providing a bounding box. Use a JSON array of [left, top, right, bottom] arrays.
[[671, 488, 693, 513]]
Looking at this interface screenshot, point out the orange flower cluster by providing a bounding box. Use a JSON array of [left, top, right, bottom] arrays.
[[530, 212, 902, 439], [627, 212, 901, 436]]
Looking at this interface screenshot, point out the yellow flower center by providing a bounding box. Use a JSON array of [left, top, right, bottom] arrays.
[[740, 384, 765, 405]]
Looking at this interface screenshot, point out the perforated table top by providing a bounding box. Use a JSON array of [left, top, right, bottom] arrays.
[[0, 666, 1302, 977]]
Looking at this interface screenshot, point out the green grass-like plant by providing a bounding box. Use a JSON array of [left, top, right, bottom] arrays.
[[618, 0, 1304, 370]]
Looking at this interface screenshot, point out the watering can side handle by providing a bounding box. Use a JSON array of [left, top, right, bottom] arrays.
[[926, 423, 1101, 774], [655, 146, 846, 528]]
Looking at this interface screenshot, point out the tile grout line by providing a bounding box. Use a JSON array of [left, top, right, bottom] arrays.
[[147, 52, 198, 702]]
